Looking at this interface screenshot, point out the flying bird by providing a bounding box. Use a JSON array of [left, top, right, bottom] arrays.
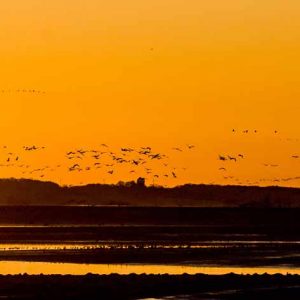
[[69, 164, 80, 171], [121, 148, 134, 152], [187, 144, 195, 149], [228, 156, 237, 162], [150, 154, 162, 160], [66, 151, 76, 156]]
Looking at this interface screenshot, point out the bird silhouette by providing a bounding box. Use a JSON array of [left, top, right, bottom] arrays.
[[121, 148, 134, 152], [66, 151, 76, 156], [149, 154, 162, 160], [228, 156, 237, 162], [187, 144, 195, 149], [172, 147, 182, 152]]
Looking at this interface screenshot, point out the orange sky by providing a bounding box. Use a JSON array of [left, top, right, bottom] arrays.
[[0, 0, 299, 187]]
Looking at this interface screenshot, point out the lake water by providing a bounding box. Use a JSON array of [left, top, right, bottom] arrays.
[[0, 261, 299, 275], [0, 241, 299, 276]]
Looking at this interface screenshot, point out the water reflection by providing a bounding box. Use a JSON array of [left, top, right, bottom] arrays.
[[0, 261, 299, 275]]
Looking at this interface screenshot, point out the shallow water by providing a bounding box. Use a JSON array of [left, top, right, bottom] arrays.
[[0, 241, 300, 251], [0, 261, 299, 275], [0, 243, 101, 251]]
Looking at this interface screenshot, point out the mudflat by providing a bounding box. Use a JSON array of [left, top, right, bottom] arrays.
[[0, 274, 298, 299]]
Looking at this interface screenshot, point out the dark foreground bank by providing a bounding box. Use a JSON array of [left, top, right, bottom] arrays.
[[0, 273, 299, 299]]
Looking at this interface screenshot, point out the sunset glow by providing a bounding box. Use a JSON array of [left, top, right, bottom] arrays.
[[1, 0, 299, 186]]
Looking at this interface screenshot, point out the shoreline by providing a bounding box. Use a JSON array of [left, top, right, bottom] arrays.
[[0, 273, 298, 299]]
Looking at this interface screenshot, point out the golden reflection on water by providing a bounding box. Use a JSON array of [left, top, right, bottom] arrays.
[[0, 261, 299, 275]]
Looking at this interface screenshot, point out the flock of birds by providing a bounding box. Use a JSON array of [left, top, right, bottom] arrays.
[[232, 129, 279, 134], [64, 144, 195, 181], [215, 129, 300, 185], [0, 89, 46, 94], [0, 128, 298, 187], [0, 144, 197, 184]]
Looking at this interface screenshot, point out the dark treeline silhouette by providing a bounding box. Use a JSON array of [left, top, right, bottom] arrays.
[[0, 178, 300, 207]]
